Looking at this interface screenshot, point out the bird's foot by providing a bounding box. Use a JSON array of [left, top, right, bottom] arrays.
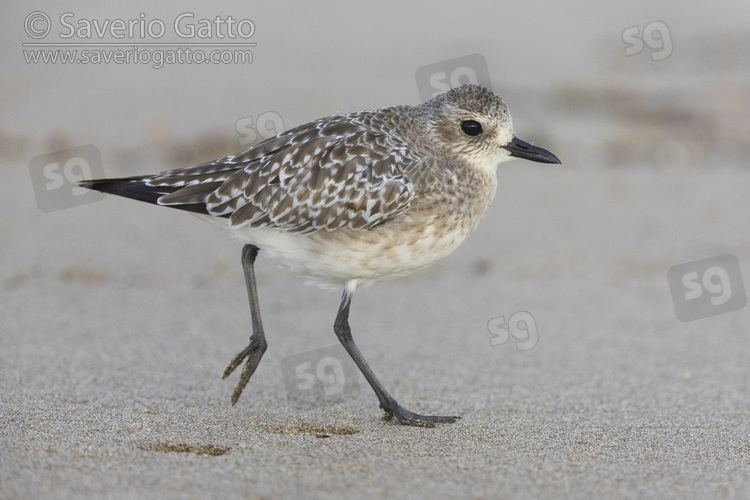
[[381, 400, 460, 427], [222, 335, 267, 405]]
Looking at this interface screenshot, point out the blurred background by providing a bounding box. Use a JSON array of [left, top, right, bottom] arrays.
[[4, 0, 749, 172], [3, 0, 749, 273]]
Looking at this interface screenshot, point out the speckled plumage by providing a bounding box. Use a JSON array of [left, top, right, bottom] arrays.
[[85, 85, 552, 288], [81, 84, 560, 426]]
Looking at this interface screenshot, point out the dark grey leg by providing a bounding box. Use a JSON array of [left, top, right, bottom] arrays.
[[333, 291, 460, 427], [222, 244, 268, 405]]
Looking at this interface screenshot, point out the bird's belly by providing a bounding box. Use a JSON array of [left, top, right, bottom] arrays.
[[222, 210, 475, 288], [305, 209, 484, 285], [220, 180, 497, 288]]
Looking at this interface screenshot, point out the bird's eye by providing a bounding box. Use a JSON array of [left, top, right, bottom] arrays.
[[460, 120, 483, 136]]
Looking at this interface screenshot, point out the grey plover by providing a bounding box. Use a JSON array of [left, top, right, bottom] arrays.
[[80, 84, 560, 427]]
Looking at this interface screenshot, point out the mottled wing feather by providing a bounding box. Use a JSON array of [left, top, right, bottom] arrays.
[[149, 114, 415, 233]]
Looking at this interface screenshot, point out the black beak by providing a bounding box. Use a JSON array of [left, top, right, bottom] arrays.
[[504, 136, 561, 164]]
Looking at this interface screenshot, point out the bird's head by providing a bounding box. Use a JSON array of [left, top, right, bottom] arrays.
[[416, 84, 561, 173]]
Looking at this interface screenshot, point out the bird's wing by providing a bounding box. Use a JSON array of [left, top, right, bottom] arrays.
[[150, 115, 416, 233]]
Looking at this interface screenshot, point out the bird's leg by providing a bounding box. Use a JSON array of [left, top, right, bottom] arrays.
[[222, 244, 268, 405], [333, 291, 460, 427]]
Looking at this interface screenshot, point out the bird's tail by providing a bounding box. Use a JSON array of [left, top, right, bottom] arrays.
[[79, 176, 213, 215]]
